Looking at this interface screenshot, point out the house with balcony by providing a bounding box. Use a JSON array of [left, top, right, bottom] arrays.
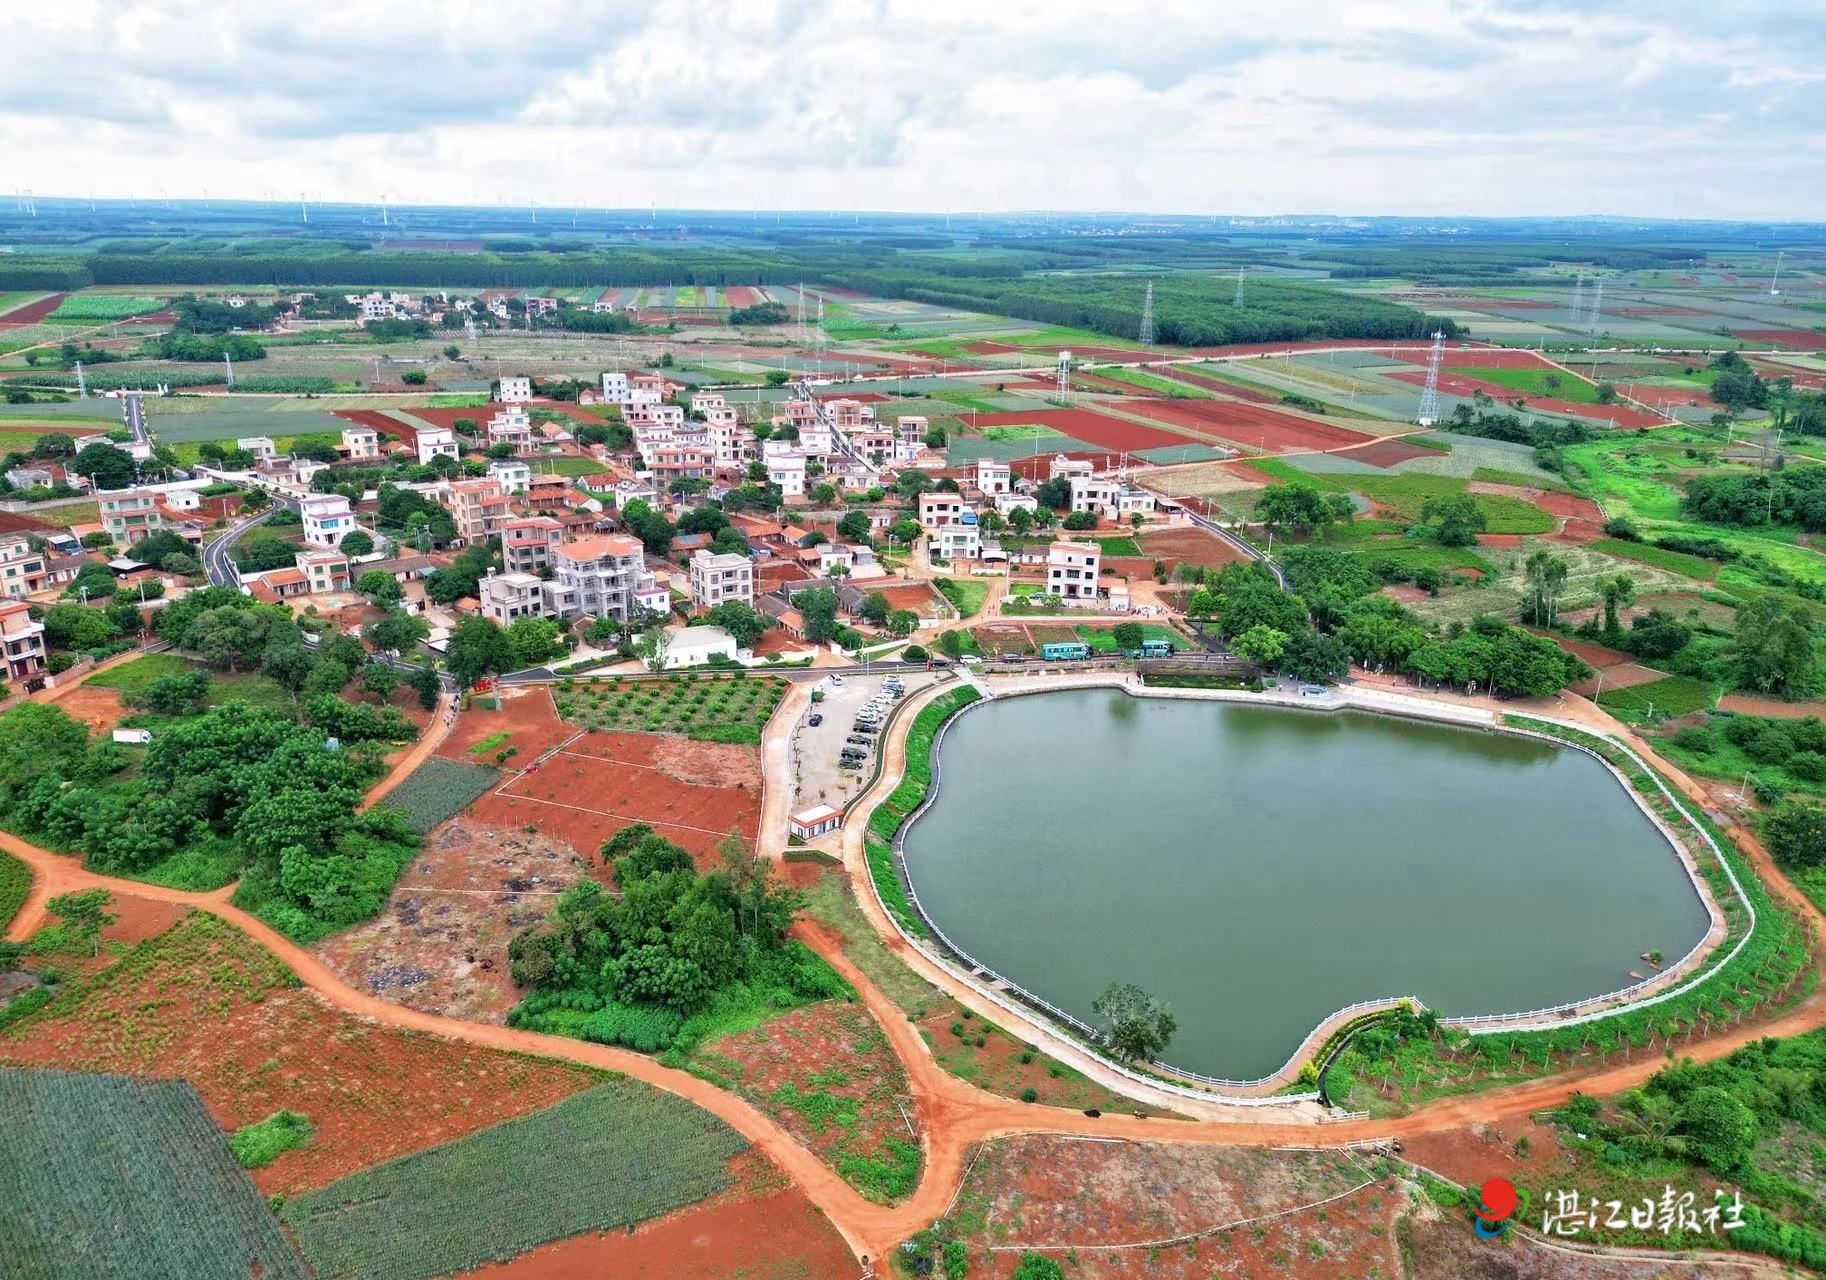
[[479, 570, 550, 625], [298, 548, 352, 594], [0, 600, 50, 690], [0, 536, 49, 600], [443, 478, 507, 544], [550, 534, 666, 623], [497, 375, 534, 404], [501, 516, 563, 574], [99, 488, 163, 544], [341, 426, 381, 461], [487, 458, 532, 495], [417, 427, 459, 465], [301, 494, 358, 549], [1046, 540, 1101, 602], [690, 549, 753, 608], [486, 406, 534, 453]]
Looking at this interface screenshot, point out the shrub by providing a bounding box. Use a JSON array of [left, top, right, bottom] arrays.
[[1020, 1087, 1038, 1103]]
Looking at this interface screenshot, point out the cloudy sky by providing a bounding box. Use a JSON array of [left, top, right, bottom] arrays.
[[5, 0, 1822, 219]]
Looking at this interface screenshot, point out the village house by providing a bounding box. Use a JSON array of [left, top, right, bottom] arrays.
[[549, 534, 667, 622], [0, 599, 50, 690], [497, 375, 534, 404], [486, 406, 534, 452], [690, 549, 754, 608], [98, 488, 162, 543], [500, 516, 563, 574], [300, 493, 358, 549], [417, 427, 459, 466], [479, 570, 549, 624], [340, 426, 381, 461], [487, 458, 532, 495], [236, 436, 278, 464], [0, 536, 49, 600], [917, 491, 969, 528], [973, 458, 1012, 496], [1046, 540, 1101, 602], [297, 547, 352, 594], [443, 478, 509, 544]]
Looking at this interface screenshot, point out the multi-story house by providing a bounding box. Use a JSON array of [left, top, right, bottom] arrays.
[[974, 458, 1012, 496], [500, 516, 563, 574], [497, 375, 533, 404], [767, 453, 807, 498], [0, 600, 50, 690], [486, 406, 533, 452], [917, 492, 968, 528], [480, 570, 549, 624], [487, 459, 532, 495], [341, 426, 381, 461], [99, 488, 162, 543], [237, 436, 278, 464], [417, 427, 459, 465], [1068, 474, 1157, 522], [601, 372, 630, 404], [549, 535, 667, 622], [1046, 540, 1101, 601], [444, 478, 508, 544], [297, 548, 352, 594], [690, 549, 753, 608], [301, 494, 358, 549], [523, 296, 558, 317], [0, 536, 49, 600], [930, 520, 981, 562]]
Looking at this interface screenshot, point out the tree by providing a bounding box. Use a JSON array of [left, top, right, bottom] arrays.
[[339, 529, 374, 557], [408, 664, 441, 711], [400, 369, 428, 386], [764, 370, 790, 387], [443, 344, 461, 360], [356, 569, 405, 606], [1090, 982, 1177, 1062], [1735, 597, 1817, 696], [1111, 621, 1144, 652], [794, 587, 841, 644], [1764, 801, 1826, 869], [360, 662, 399, 701], [446, 616, 508, 687], [503, 616, 565, 668], [1035, 477, 1072, 510], [1255, 483, 1350, 538], [70, 442, 137, 490], [887, 609, 919, 637], [1520, 551, 1570, 628], [703, 601, 768, 649], [1282, 630, 1350, 683], [1677, 1085, 1758, 1173], [237, 534, 303, 574], [32, 432, 76, 460], [860, 591, 891, 626], [43, 602, 117, 651], [1231, 624, 1288, 667], [126, 669, 209, 716], [837, 510, 872, 542], [363, 609, 429, 656], [260, 644, 317, 695], [1008, 505, 1034, 535], [189, 608, 269, 671], [127, 529, 190, 569], [1600, 574, 1637, 637], [1062, 510, 1097, 530], [1419, 494, 1486, 547], [162, 552, 200, 577], [1013, 1255, 1065, 1280], [633, 627, 673, 673]]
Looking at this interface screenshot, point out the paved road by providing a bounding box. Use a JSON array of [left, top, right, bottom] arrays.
[[201, 507, 274, 586]]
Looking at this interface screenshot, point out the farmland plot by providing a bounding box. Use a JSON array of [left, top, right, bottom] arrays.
[[384, 756, 502, 833], [282, 1081, 746, 1280], [0, 1068, 308, 1280]]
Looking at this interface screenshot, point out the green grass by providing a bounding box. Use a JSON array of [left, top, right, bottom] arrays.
[[1073, 624, 1180, 653], [862, 687, 981, 939], [1457, 364, 1604, 404], [1655, 725, 1826, 805], [230, 1109, 314, 1169], [1590, 539, 1720, 582], [554, 673, 787, 740], [467, 730, 512, 756], [1470, 466, 1574, 493], [0, 851, 29, 933], [88, 653, 299, 716], [45, 295, 163, 323], [382, 756, 501, 834], [925, 386, 1010, 414], [281, 1081, 745, 1280], [933, 577, 988, 618], [0, 1068, 309, 1280], [1089, 366, 1214, 398], [800, 871, 939, 1015], [1597, 675, 1721, 721], [1346, 544, 1496, 576], [978, 424, 1067, 444]]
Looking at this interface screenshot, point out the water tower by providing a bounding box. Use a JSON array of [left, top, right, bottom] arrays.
[[1055, 350, 1072, 403]]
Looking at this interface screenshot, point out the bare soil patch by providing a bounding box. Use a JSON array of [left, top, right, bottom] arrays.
[[693, 1001, 921, 1203], [1128, 398, 1374, 453], [1525, 629, 1633, 670], [0, 911, 603, 1196], [438, 686, 575, 762], [314, 820, 585, 1022], [1138, 526, 1250, 572], [47, 684, 128, 734], [1718, 694, 1826, 719], [1570, 662, 1667, 698], [451, 1151, 856, 1279], [1339, 437, 1438, 468]]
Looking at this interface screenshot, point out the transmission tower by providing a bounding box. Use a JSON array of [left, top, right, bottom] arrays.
[[465, 315, 479, 346], [1055, 350, 1072, 404], [1568, 272, 1584, 325], [1233, 267, 1245, 306], [1415, 331, 1445, 426], [1769, 251, 1785, 297], [223, 354, 236, 390], [1138, 281, 1155, 345], [815, 297, 826, 373], [74, 361, 87, 399], [1587, 278, 1604, 334], [796, 284, 807, 345]]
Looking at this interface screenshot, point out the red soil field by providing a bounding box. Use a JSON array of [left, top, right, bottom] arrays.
[[1436, 347, 1557, 369], [1385, 369, 1672, 427], [1138, 526, 1249, 571], [970, 408, 1192, 452], [1153, 366, 1279, 402], [1571, 662, 1665, 697], [1718, 693, 1826, 719], [1127, 398, 1373, 453], [1525, 628, 1632, 670], [963, 340, 1148, 362], [0, 293, 66, 324], [452, 1163, 856, 1280], [1334, 438, 1436, 468], [1532, 490, 1605, 521], [1733, 328, 1826, 350], [722, 285, 759, 308], [334, 407, 417, 447], [837, 390, 891, 403], [473, 727, 762, 860], [875, 582, 940, 612], [48, 684, 127, 734], [1476, 533, 1522, 548], [1553, 517, 1605, 544], [0, 909, 603, 1196], [437, 688, 576, 762]]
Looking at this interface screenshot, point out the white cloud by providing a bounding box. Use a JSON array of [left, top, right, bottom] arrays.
[[0, 0, 1821, 217]]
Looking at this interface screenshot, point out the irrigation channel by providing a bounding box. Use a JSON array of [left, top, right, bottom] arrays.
[[898, 688, 1712, 1082]]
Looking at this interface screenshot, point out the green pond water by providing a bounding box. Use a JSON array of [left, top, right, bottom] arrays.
[[900, 690, 1712, 1081]]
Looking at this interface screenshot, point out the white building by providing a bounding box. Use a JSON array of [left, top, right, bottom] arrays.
[[497, 375, 534, 404], [417, 427, 459, 465], [480, 570, 550, 625], [486, 406, 533, 452], [930, 521, 981, 562], [690, 549, 754, 608], [237, 436, 278, 463], [601, 371, 630, 404], [487, 459, 532, 495], [973, 458, 1012, 496], [1046, 540, 1100, 601], [661, 624, 742, 670], [301, 494, 358, 549], [341, 426, 381, 461], [98, 488, 162, 543], [767, 454, 807, 499], [549, 535, 666, 622], [1068, 474, 1158, 522]]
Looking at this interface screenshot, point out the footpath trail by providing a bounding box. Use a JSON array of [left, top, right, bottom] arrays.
[[8, 679, 1826, 1266]]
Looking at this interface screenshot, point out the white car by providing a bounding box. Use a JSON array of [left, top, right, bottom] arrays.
[[959, 655, 983, 666]]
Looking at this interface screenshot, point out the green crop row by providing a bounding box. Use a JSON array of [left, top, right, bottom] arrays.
[[381, 757, 500, 833]]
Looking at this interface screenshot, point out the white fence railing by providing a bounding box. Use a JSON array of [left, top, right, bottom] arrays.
[[877, 696, 1761, 1102]]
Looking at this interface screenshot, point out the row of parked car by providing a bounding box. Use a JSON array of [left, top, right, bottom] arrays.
[[838, 678, 905, 770]]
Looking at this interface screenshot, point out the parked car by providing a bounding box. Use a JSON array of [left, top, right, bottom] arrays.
[[959, 655, 982, 666], [808, 713, 823, 727]]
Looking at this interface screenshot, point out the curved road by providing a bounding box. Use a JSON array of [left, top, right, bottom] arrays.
[[8, 694, 1826, 1265]]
